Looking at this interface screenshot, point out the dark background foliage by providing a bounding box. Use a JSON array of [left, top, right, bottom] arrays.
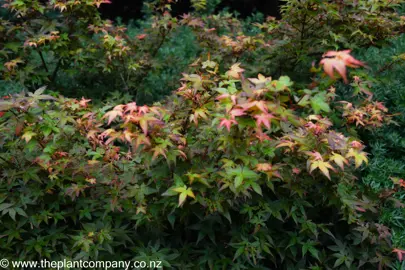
[[99, 0, 282, 22]]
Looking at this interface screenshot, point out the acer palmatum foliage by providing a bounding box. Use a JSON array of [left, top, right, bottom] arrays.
[[320, 50, 366, 83]]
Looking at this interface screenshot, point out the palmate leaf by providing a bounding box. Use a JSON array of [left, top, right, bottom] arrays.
[[320, 50, 365, 83], [191, 107, 209, 125], [329, 153, 349, 170], [254, 113, 276, 130], [393, 248, 405, 262], [226, 63, 244, 79], [345, 148, 368, 168], [21, 131, 37, 143], [227, 166, 259, 189], [248, 73, 271, 86], [103, 110, 123, 125], [274, 76, 293, 91], [309, 160, 335, 180], [302, 241, 320, 261], [28, 86, 57, 101], [234, 176, 243, 188], [310, 92, 330, 114], [171, 185, 195, 207], [218, 118, 237, 132]]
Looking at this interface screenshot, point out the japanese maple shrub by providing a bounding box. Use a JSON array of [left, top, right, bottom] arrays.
[[2, 0, 405, 102], [0, 51, 398, 268]]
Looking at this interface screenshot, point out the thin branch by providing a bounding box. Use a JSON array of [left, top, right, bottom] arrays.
[[51, 58, 62, 82], [377, 59, 401, 74], [151, 28, 171, 58], [120, 72, 129, 92], [37, 49, 49, 73], [0, 155, 15, 167]]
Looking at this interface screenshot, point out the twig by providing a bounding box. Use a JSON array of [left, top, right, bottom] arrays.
[[151, 28, 171, 58], [51, 58, 62, 82], [0, 156, 15, 167], [120, 73, 129, 92], [37, 49, 49, 73], [376, 59, 400, 74]]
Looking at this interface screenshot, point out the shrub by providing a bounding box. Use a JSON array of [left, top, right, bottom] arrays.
[[0, 51, 399, 268], [0, 0, 198, 102], [2, 0, 404, 103], [338, 34, 405, 269], [253, 0, 405, 79]]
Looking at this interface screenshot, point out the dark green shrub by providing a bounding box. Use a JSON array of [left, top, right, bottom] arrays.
[[343, 35, 405, 269]]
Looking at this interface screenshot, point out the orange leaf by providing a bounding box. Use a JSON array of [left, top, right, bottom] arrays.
[[320, 50, 365, 83], [393, 248, 405, 261], [103, 110, 123, 125], [137, 34, 147, 40], [79, 97, 91, 108]]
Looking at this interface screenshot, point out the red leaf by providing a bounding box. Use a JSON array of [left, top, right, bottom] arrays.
[[254, 113, 276, 130], [218, 118, 237, 132], [137, 34, 147, 40], [393, 248, 405, 261]]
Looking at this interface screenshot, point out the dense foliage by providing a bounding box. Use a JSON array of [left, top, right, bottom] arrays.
[[1, 0, 404, 100], [1, 0, 405, 269], [348, 34, 405, 270], [0, 51, 398, 269]]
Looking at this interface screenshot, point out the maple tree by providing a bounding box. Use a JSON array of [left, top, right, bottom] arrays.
[[1, 0, 405, 268], [1, 0, 404, 101], [253, 0, 405, 77], [0, 48, 401, 268]]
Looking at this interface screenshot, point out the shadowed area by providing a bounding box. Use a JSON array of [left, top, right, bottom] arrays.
[[99, 0, 282, 21]]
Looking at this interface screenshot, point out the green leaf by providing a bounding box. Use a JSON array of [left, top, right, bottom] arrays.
[[161, 189, 178, 197], [42, 127, 53, 137], [241, 168, 259, 179], [251, 182, 262, 196], [168, 214, 176, 229], [0, 203, 13, 212], [234, 176, 243, 188], [275, 76, 293, 91], [186, 188, 195, 199], [5, 42, 21, 52], [310, 92, 330, 114], [8, 208, 16, 221], [233, 247, 244, 261], [333, 256, 346, 267], [172, 186, 187, 193], [297, 94, 311, 107], [308, 246, 320, 261], [222, 210, 232, 224], [15, 207, 27, 217]]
